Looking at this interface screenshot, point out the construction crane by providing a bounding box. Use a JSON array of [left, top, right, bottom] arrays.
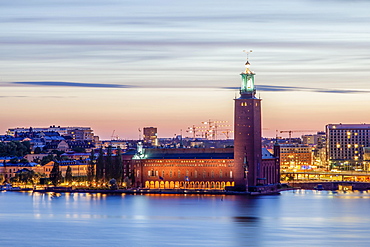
[[201, 120, 231, 140], [186, 120, 231, 140], [111, 130, 119, 141], [279, 130, 319, 144]]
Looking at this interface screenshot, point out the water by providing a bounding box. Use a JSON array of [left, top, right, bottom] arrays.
[[1, 190, 370, 247]]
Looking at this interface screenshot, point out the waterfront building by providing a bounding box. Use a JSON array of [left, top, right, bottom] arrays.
[[131, 58, 280, 191], [278, 144, 313, 171], [326, 123, 370, 170], [132, 147, 279, 190]]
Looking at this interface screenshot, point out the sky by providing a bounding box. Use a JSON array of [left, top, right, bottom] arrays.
[[1, 0, 370, 139]]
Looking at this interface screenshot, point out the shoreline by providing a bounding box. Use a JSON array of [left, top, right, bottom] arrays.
[[27, 187, 282, 196]]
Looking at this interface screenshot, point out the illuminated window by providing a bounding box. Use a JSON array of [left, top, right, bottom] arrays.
[[230, 171, 233, 178]]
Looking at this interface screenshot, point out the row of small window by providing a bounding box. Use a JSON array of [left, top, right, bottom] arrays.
[[144, 164, 225, 168], [147, 170, 233, 179], [148, 160, 231, 163], [330, 130, 369, 133], [240, 102, 258, 107]]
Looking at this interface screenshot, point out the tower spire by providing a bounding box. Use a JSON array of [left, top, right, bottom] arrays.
[[240, 50, 256, 98]]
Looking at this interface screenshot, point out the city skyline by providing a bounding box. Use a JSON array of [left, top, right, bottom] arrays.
[[1, 0, 370, 139]]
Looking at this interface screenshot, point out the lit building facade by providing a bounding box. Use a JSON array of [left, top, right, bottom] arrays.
[[133, 148, 235, 189], [132, 58, 280, 191], [279, 144, 313, 170], [143, 127, 158, 147], [327, 124, 370, 170]]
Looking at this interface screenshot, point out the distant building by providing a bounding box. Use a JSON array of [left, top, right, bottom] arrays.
[[7, 125, 95, 141], [302, 132, 327, 170], [143, 127, 158, 147], [326, 123, 370, 170], [279, 144, 313, 170], [302, 132, 326, 146]]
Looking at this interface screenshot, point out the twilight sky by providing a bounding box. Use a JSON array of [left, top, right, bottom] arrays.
[[1, 0, 370, 139]]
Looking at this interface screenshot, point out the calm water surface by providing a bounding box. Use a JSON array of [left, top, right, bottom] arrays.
[[1, 190, 370, 247]]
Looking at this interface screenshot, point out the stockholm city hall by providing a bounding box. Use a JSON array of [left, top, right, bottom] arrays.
[[133, 57, 280, 192]]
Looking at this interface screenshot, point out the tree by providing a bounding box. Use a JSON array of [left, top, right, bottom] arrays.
[[115, 147, 123, 185], [105, 146, 113, 181], [49, 161, 62, 186], [0, 141, 31, 157], [65, 165, 73, 183], [9, 157, 19, 164], [87, 150, 95, 184], [96, 148, 104, 183], [19, 158, 29, 164], [12, 169, 41, 185], [40, 154, 54, 165], [72, 147, 86, 153], [34, 147, 42, 154]]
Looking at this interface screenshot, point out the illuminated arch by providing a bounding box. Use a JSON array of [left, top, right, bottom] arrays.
[[200, 181, 205, 189], [165, 181, 169, 189], [169, 181, 175, 189], [150, 181, 155, 189], [145, 181, 150, 188], [155, 181, 159, 188], [190, 181, 194, 189], [216, 181, 220, 189], [175, 181, 180, 188], [160, 181, 165, 189], [205, 181, 210, 189]]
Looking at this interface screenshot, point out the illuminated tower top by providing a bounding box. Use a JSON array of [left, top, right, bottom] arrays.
[[240, 50, 256, 98]]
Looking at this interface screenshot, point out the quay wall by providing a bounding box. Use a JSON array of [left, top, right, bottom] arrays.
[[288, 182, 370, 190]]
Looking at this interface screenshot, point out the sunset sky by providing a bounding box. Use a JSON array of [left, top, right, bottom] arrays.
[[1, 0, 370, 139]]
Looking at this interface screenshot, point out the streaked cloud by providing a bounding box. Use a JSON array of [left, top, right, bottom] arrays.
[[12, 81, 136, 88], [9, 81, 370, 94], [222, 85, 370, 94]]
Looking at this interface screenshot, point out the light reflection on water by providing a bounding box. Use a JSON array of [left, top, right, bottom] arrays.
[[1, 190, 370, 246]]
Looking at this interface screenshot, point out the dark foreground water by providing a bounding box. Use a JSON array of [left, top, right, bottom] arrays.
[[1, 190, 370, 247]]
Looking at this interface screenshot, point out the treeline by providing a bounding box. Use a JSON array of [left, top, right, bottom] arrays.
[[0, 141, 31, 157], [95, 146, 124, 184]]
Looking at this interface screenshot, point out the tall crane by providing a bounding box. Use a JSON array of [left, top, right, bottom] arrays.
[[279, 130, 319, 144], [186, 120, 231, 140]]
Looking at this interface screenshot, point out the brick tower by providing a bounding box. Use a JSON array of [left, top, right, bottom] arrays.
[[233, 57, 262, 191]]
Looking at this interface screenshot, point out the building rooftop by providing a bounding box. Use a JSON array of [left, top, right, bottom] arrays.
[[327, 124, 370, 129]]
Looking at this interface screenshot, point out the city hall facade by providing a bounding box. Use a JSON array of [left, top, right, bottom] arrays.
[[132, 59, 280, 191]]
